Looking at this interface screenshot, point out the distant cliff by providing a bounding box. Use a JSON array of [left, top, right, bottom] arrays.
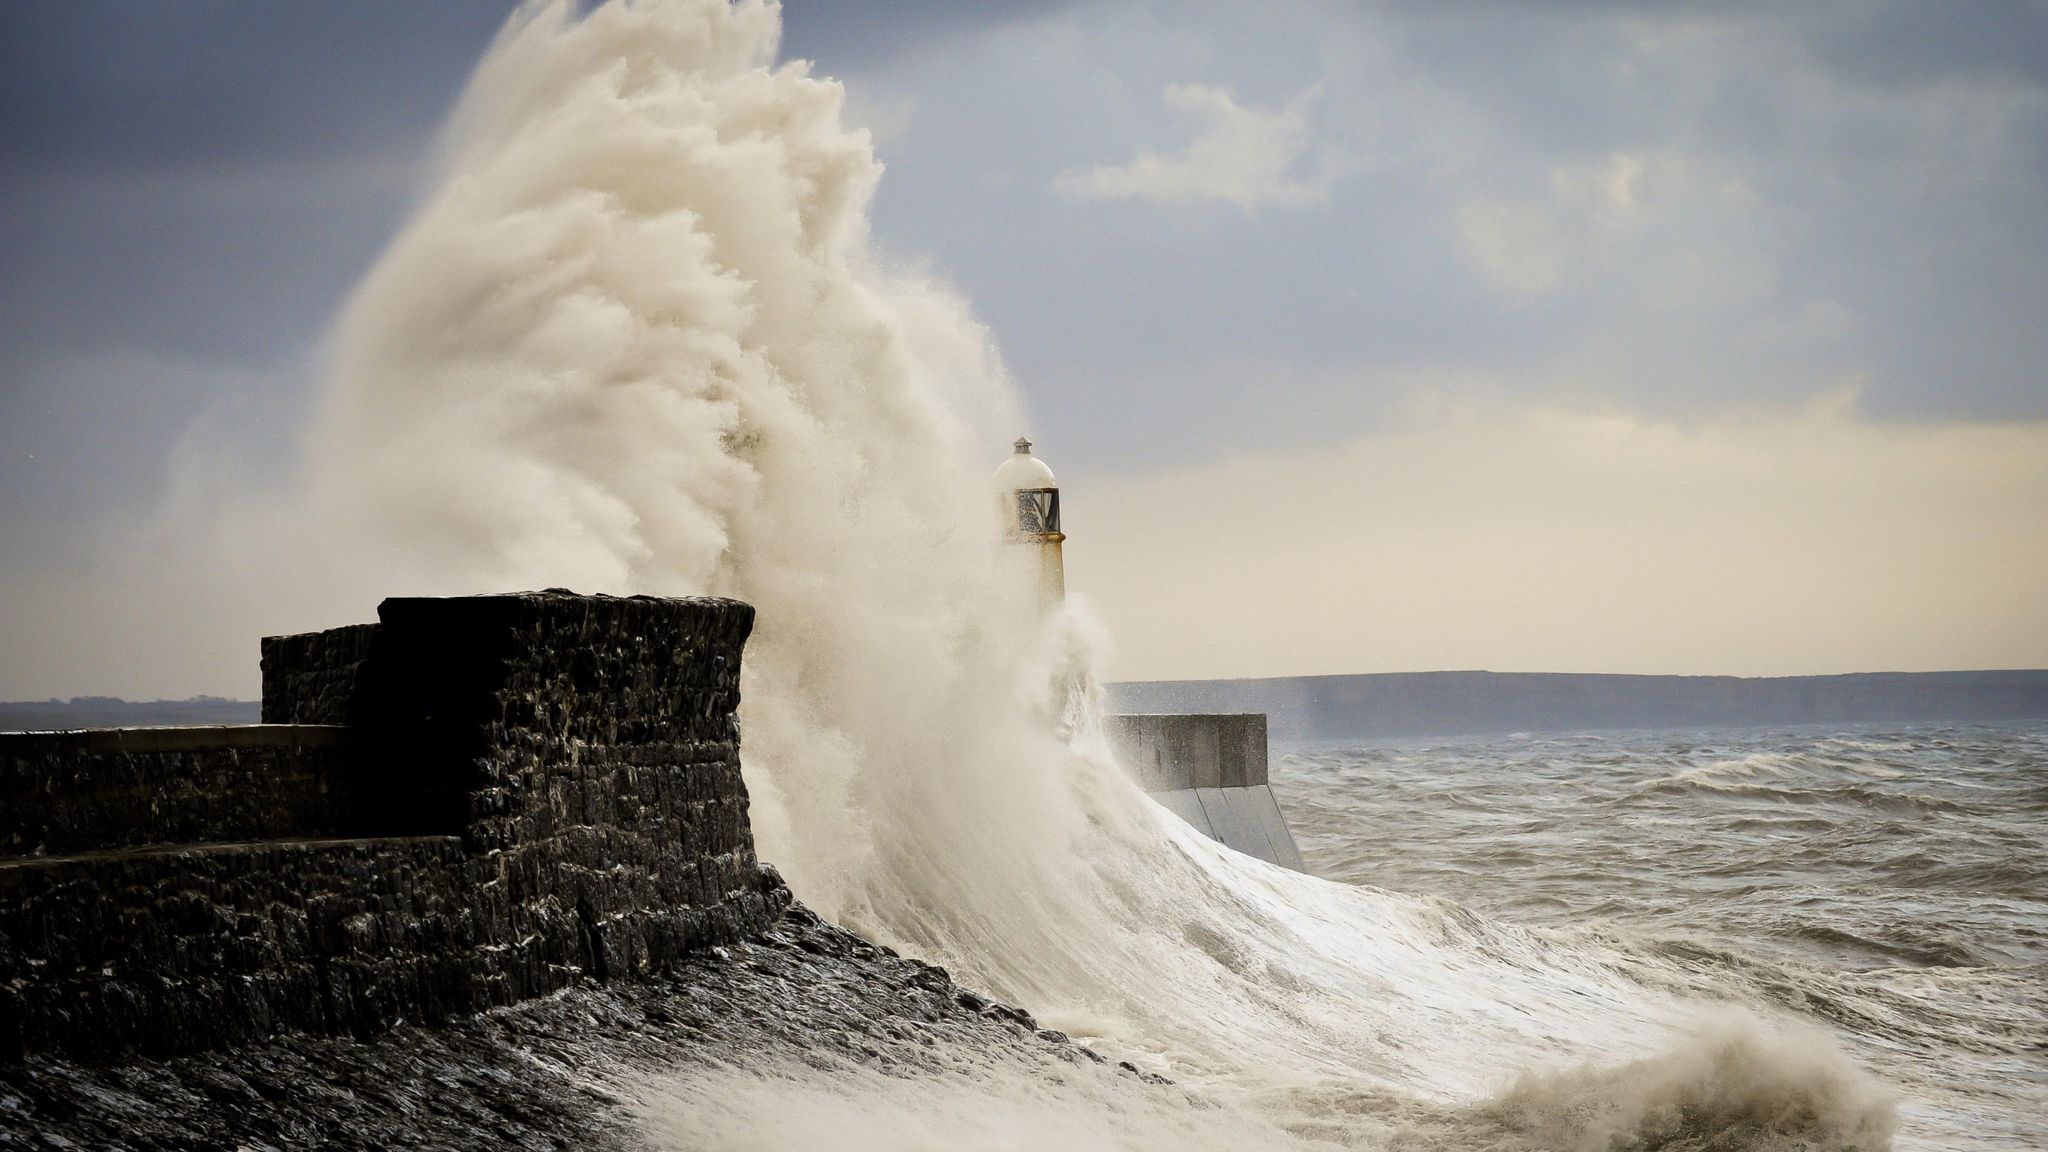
[[1108, 669, 2048, 742], [0, 696, 260, 731]]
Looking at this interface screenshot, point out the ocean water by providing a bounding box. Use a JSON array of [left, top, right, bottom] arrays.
[[1278, 723, 2048, 1148]]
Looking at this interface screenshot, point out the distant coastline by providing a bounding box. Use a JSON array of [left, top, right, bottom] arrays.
[[13, 669, 2048, 740], [0, 696, 260, 731], [1107, 669, 2048, 742]]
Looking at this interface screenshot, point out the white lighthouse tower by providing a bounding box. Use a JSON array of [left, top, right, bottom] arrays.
[[994, 436, 1065, 611]]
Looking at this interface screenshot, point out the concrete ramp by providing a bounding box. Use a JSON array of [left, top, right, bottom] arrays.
[[1151, 787, 1211, 835], [1107, 713, 1305, 872]]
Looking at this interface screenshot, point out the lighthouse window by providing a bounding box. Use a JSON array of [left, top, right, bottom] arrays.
[[1015, 488, 1060, 534]]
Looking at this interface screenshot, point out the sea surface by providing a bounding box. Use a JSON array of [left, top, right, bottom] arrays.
[[1275, 722, 2048, 1149]]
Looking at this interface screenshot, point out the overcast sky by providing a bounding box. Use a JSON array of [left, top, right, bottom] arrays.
[[3, 0, 2046, 695]]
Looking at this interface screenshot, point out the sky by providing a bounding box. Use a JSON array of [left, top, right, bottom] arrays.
[[2, 0, 2046, 696]]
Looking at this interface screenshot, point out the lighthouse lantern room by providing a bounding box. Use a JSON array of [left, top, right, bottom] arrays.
[[994, 437, 1066, 608]]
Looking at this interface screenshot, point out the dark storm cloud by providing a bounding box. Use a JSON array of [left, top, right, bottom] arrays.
[[1795, 0, 2048, 89], [0, 1, 518, 533], [1370, 0, 2048, 120], [3, 1, 2046, 548], [2, 0, 2046, 694], [778, 0, 1079, 68], [0, 0, 524, 360], [0, 1, 518, 172], [832, 0, 2048, 473]]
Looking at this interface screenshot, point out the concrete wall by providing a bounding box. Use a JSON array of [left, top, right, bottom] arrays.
[[0, 591, 787, 1061], [1103, 713, 1268, 791], [1146, 784, 1304, 872], [1105, 713, 1303, 871]]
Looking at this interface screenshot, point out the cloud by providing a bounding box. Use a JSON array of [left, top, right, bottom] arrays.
[[1453, 150, 1772, 303], [779, 0, 1081, 67], [7, 0, 2048, 696], [0, 1, 515, 173], [1454, 197, 1572, 298], [1068, 396, 2048, 680], [1052, 83, 1348, 212]]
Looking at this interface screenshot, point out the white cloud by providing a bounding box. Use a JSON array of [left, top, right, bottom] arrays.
[[1453, 197, 1571, 298], [1455, 151, 1676, 300], [1452, 149, 1793, 314], [1052, 83, 1348, 212]]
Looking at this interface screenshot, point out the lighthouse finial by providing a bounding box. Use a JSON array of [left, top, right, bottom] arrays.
[[1013, 436, 1033, 455]]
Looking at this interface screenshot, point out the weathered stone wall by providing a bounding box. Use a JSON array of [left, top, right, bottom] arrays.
[[260, 623, 379, 726], [1, 837, 470, 1059], [0, 591, 786, 1062], [0, 726, 349, 856]]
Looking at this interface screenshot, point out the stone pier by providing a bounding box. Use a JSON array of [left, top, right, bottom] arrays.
[[0, 591, 785, 1061]]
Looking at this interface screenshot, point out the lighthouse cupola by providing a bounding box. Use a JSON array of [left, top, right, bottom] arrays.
[[995, 436, 1060, 538], [994, 436, 1066, 607]]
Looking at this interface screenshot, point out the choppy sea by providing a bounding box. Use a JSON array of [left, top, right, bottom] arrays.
[[1276, 722, 2048, 1149]]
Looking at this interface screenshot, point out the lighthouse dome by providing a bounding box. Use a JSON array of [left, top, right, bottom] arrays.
[[993, 436, 1056, 491]]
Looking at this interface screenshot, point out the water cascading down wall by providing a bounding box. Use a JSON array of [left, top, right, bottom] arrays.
[[0, 591, 786, 1060]]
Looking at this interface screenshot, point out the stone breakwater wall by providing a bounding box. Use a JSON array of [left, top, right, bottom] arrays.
[[0, 591, 787, 1062], [2, 726, 351, 856]]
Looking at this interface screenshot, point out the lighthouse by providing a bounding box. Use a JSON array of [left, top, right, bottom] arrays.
[[994, 436, 1065, 611]]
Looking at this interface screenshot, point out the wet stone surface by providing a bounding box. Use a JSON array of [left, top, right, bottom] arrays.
[[2, 593, 785, 1062], [0, 902, 1146, 1150], [0, 730, 354, 857], [0, 592, 1175, 1145]]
